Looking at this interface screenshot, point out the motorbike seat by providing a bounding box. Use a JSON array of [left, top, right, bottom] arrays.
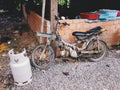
[[72, 26, 102, 39]]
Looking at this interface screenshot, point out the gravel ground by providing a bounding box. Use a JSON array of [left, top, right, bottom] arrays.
[[0, 16, 119, 90], [13, 50, 120, 90]]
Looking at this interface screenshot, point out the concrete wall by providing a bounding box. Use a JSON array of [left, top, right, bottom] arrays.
[[27, 11, 120, 46]]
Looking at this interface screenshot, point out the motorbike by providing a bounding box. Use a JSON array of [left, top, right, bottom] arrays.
[[31, 16, 108, 69]]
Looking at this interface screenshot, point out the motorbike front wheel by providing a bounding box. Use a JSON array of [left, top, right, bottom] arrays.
[[31, 44, 55, 69], [86, 40, 108, 62]]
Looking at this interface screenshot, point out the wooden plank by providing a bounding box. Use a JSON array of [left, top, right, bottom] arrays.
[[40, 0, 46, 43], [22, 4, 27, 21]]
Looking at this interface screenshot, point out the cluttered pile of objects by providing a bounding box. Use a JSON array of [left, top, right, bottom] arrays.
[[79, 9, 120, 22], [0, 17, 36, 89]]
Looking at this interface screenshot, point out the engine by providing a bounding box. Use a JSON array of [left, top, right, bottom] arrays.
[[69, 48, 78, 58], [60, 46, 78, 58]]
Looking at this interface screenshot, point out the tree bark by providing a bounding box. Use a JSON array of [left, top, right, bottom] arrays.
[[50, 0, 58, 33]]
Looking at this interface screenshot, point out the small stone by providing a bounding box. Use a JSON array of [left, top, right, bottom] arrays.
[[42, 70, 46, 73], [62, 72, 69, 76], [106, 64, 110, 67], [116, 50, 120, 53], [8, 41, 11, 44], [2, 53, 7, 57], [103, 88, 108, 90]]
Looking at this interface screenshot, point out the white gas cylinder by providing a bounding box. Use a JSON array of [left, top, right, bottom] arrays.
[[8, 48, 32, 86]]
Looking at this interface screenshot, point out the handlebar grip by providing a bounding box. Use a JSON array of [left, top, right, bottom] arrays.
[[55, 15, 60, 20]]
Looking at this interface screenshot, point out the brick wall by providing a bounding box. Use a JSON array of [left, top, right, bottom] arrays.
[[27, 11, 120, 46], [59, 19, 120, 46]]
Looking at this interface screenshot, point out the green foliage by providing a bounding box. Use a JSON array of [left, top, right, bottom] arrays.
[[33, 0, 70, 6], [34, 0, 42, 6], [0, 0, 71, 13], [58, 0, 66, 5], [58, 0, 70, 8]]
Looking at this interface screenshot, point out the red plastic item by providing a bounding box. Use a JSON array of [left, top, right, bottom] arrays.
[[117, 11, 120, 16], [80, 12, 99, 20]]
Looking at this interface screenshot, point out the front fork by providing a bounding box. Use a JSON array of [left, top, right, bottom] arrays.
[[39, 39, 51, 60], [39, 43, 48, 60]]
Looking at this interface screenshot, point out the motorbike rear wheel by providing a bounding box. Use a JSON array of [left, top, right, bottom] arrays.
[[31, 44, 55, 69], [86, 40, 108, 62]]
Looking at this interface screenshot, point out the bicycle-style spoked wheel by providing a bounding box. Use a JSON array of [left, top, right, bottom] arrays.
[[86, 40, 108, 62], [31, 44, 55, 69]]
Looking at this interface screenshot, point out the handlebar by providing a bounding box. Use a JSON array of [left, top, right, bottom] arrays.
[[55, 16, 70, 26], [55, 15, 60, 20], [59, 22, 70, 26]]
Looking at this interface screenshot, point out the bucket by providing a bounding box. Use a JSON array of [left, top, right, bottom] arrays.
[[8, 48, 32, 86]]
